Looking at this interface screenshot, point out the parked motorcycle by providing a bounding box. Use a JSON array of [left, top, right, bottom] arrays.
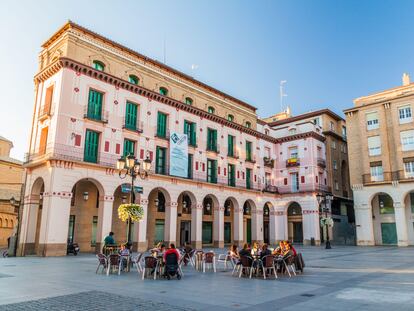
[[67, 241, 80, 256]]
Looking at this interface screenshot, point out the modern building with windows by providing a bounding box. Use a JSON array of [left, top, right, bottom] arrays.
[[19, 22, 346, 256], [345, 73, 414, 246]]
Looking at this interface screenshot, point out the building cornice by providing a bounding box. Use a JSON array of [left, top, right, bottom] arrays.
[[36, 57, 326, 145], [266, 109, 345, 127]]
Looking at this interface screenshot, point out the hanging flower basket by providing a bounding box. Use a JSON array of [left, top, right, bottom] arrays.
[[118, 203, 144, 222], [320, 217, 334, 228]]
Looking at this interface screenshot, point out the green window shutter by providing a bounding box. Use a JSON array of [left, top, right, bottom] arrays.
[[213, 160, 217, 183], [213, 130, 217, 151], [228, 135, 234, 157], [84, 129, 99, 163], [87, 89, 103, 120], [246, 141, 252, 161], [157, 112, 167, 138], [156, 146, 166, 175], [125, 102, 137, 130], [246, 168, 252, 189], [228, 164, 235, 186], [190, 122, 196, 146], [123, 139, 135, 157], [188, 154, 193, 179], [207, 159, 217, 183]]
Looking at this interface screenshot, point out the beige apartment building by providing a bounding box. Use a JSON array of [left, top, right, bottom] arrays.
[[0, 136, 24, 248], [345, 73, 414, 246]]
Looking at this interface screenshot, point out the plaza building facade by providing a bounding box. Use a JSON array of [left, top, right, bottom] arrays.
[[345, 73, 414, 246], [19, 22, 343, 256], [0, 136, 23, 248]]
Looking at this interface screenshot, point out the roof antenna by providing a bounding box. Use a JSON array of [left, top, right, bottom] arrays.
[[163, 34, 166, 64], [280, 80, 287, 112]]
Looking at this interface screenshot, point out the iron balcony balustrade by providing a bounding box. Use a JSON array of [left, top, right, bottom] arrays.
[[263, 157, 275, 168], [263, 184, 278, 193], [277, 183, 331, 194], [38, 104, 52, 120], [286, 157, 300, 167], [83, 109, 109, 124], [206, 143, 220, 154], [122, 119, 144, 133], [154, 127, 171, 140], [317, 157, 326, 168], [245, 155, 256, 164], [362, 170, 414, 185]]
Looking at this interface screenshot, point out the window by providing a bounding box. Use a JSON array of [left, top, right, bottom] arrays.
[[289, 128, 297, 135], [125, 101, 138, 130], [342, 126, 347, 139], [370, 165, 383, 182], [245, 121, 252, 128], [368, 136, 381, 156], [207, 159, 217, 183], [39, 127, 48, 155], [331, 141, 336, 149], [246, 168, 252, 189], [399, 105, 412, 124], [265, 129, 270, 135], [246, 141, 252, 161], [264, 147, 271, 159], [208, 106, 215, 114], [155, 146, 167, 175], [404, 161, 414, 178], [184, 120, 197, 146], [400, 130, 414, 151], [366, 111, 379, 130], [188, 154, 193, 179], [159, 87, 168, 96], [87, 89, 103, 121], [379, 194, 394, 214], [227, 114, 234, 122], [123, 139, 135, 157], [185, 97, 193, 105], [207, 128, 218, 152], [265, 173, 271, 186], [92, 60, 105, 71], [42, 85, 53, 116], [228, 164, 235, 186], [313, 117, 321, 126], [157, 112, 168, 138], [333, 160, 338, 170], [335, 181, 339, 191], [91, 216, 98, 246], [128, 75, 139, 85], [330, 121, 335, 131], [291, 173, 299, 192], [228, 135, 235, 157], [84, 129, 99, 163], [289, 146, 298, 159]]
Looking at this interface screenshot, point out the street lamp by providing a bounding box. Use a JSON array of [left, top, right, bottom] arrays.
[[316, 192, 334, 249], [116, 152, 152, 243]]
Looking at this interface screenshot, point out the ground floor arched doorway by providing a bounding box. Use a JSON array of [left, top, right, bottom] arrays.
[[177, 191, 195, 247], [243, 201, 252, 244], [263, 202, 271, 244], [372, 192, 396, 245], [287, 202, 303, 244], [147, 188, 170, 248]]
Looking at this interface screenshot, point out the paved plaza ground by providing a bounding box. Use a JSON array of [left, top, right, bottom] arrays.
[[0, 246, 413, 310]]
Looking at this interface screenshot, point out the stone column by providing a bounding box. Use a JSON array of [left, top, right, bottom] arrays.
[[18, 195, 40, 256], [132, 198, 149, 252], [302, 208, 321, 246], [251, 208, 263, 244], [37, 193, 72, 256], [394, 202, 409, 247], [213, 206, 224, 248], [191, 203, 202, 249], [96, 196, 114, 253], [269, 210, 277, 245], [275, 210, 287, 243], [165, 202, 178, 245], [355, 204, 375, 246], [233, 206, 244, 247]]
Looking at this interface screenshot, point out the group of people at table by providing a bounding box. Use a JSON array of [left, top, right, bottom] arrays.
[[103, 231, 299, 276]]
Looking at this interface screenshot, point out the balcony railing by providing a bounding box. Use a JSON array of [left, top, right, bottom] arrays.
[[38, 104, 51, 120], [263, 184, 278, 193], [286, 157, 300, 167], [206, 143, 220, 154], [263, 157, 275, 168], [362, 170, 414, 185], [24, 143, 118, 167], [154, 127, 170, 140], [317, 157, 326, 168], [84, 111, 109, 124], [277, 183, 331, 194], [227, 149, 239, 159], [122, 119, 144, 133], [245, 155, 256, 164]]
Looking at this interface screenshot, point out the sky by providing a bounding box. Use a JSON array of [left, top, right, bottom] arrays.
[[1, 0, 414, 160]]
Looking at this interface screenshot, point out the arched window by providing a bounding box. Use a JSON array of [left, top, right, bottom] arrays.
[[243, 202, 251, 215], [203, 197, 213, 215], [128, 75, 139, 85], [5, 219, 8, 228], [245, 121, 251, 128], [208, 106, 215, 114], [227, 114, 234, 122], [10, 220, 13, 228], [185, 97, 193, 105], [92, 60, 105, 71], [159, 87, 168, 96]]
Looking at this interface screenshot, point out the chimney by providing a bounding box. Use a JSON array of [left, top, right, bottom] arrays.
[[402, 73, 410, 86]]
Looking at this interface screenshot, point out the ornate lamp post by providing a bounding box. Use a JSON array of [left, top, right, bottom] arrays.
[[316, 193, 334, 249], [116, 153, 152, 243]]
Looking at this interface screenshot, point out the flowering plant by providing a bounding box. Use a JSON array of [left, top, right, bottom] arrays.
[[118, 203, 144, 222], [320, 217, 334, 228]]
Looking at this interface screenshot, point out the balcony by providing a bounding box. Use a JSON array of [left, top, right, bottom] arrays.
[[317, 157, 326, 168], [38, 104, 51, 120], [227, 149, 240, 159], [286, 157, 300, 167], [362, 170, 414, 185], [83, 111, 109, 124], [206, 143, 220, 154], [263, 184, 278, 193], [24, 143, 118, 167], [122, 119, 144, 133], [245, 155, 256, 164], [263, 157, 275, 168], [154, 128, 170, 141], [277, 183, 331, 194]]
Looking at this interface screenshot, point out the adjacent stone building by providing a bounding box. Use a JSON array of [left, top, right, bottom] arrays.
[[0, 136, 23, 248], [345, 73, 414, 246]]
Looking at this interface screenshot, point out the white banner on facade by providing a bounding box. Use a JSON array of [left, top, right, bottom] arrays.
[[169, 132, 188, 178]]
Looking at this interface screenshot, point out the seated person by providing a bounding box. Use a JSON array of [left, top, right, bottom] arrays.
[[229, 244, 239, 259], [260, 243, 271, 259], [272, 241, 284, 256], [286, 241, 297, 256], [183, 242, 193, 266], [251, 242, 260, 256], [282, 240, 294, 257], [239, 243, 251, 257], [119, 243, 130, 270], [163, 243, 180, 262]]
